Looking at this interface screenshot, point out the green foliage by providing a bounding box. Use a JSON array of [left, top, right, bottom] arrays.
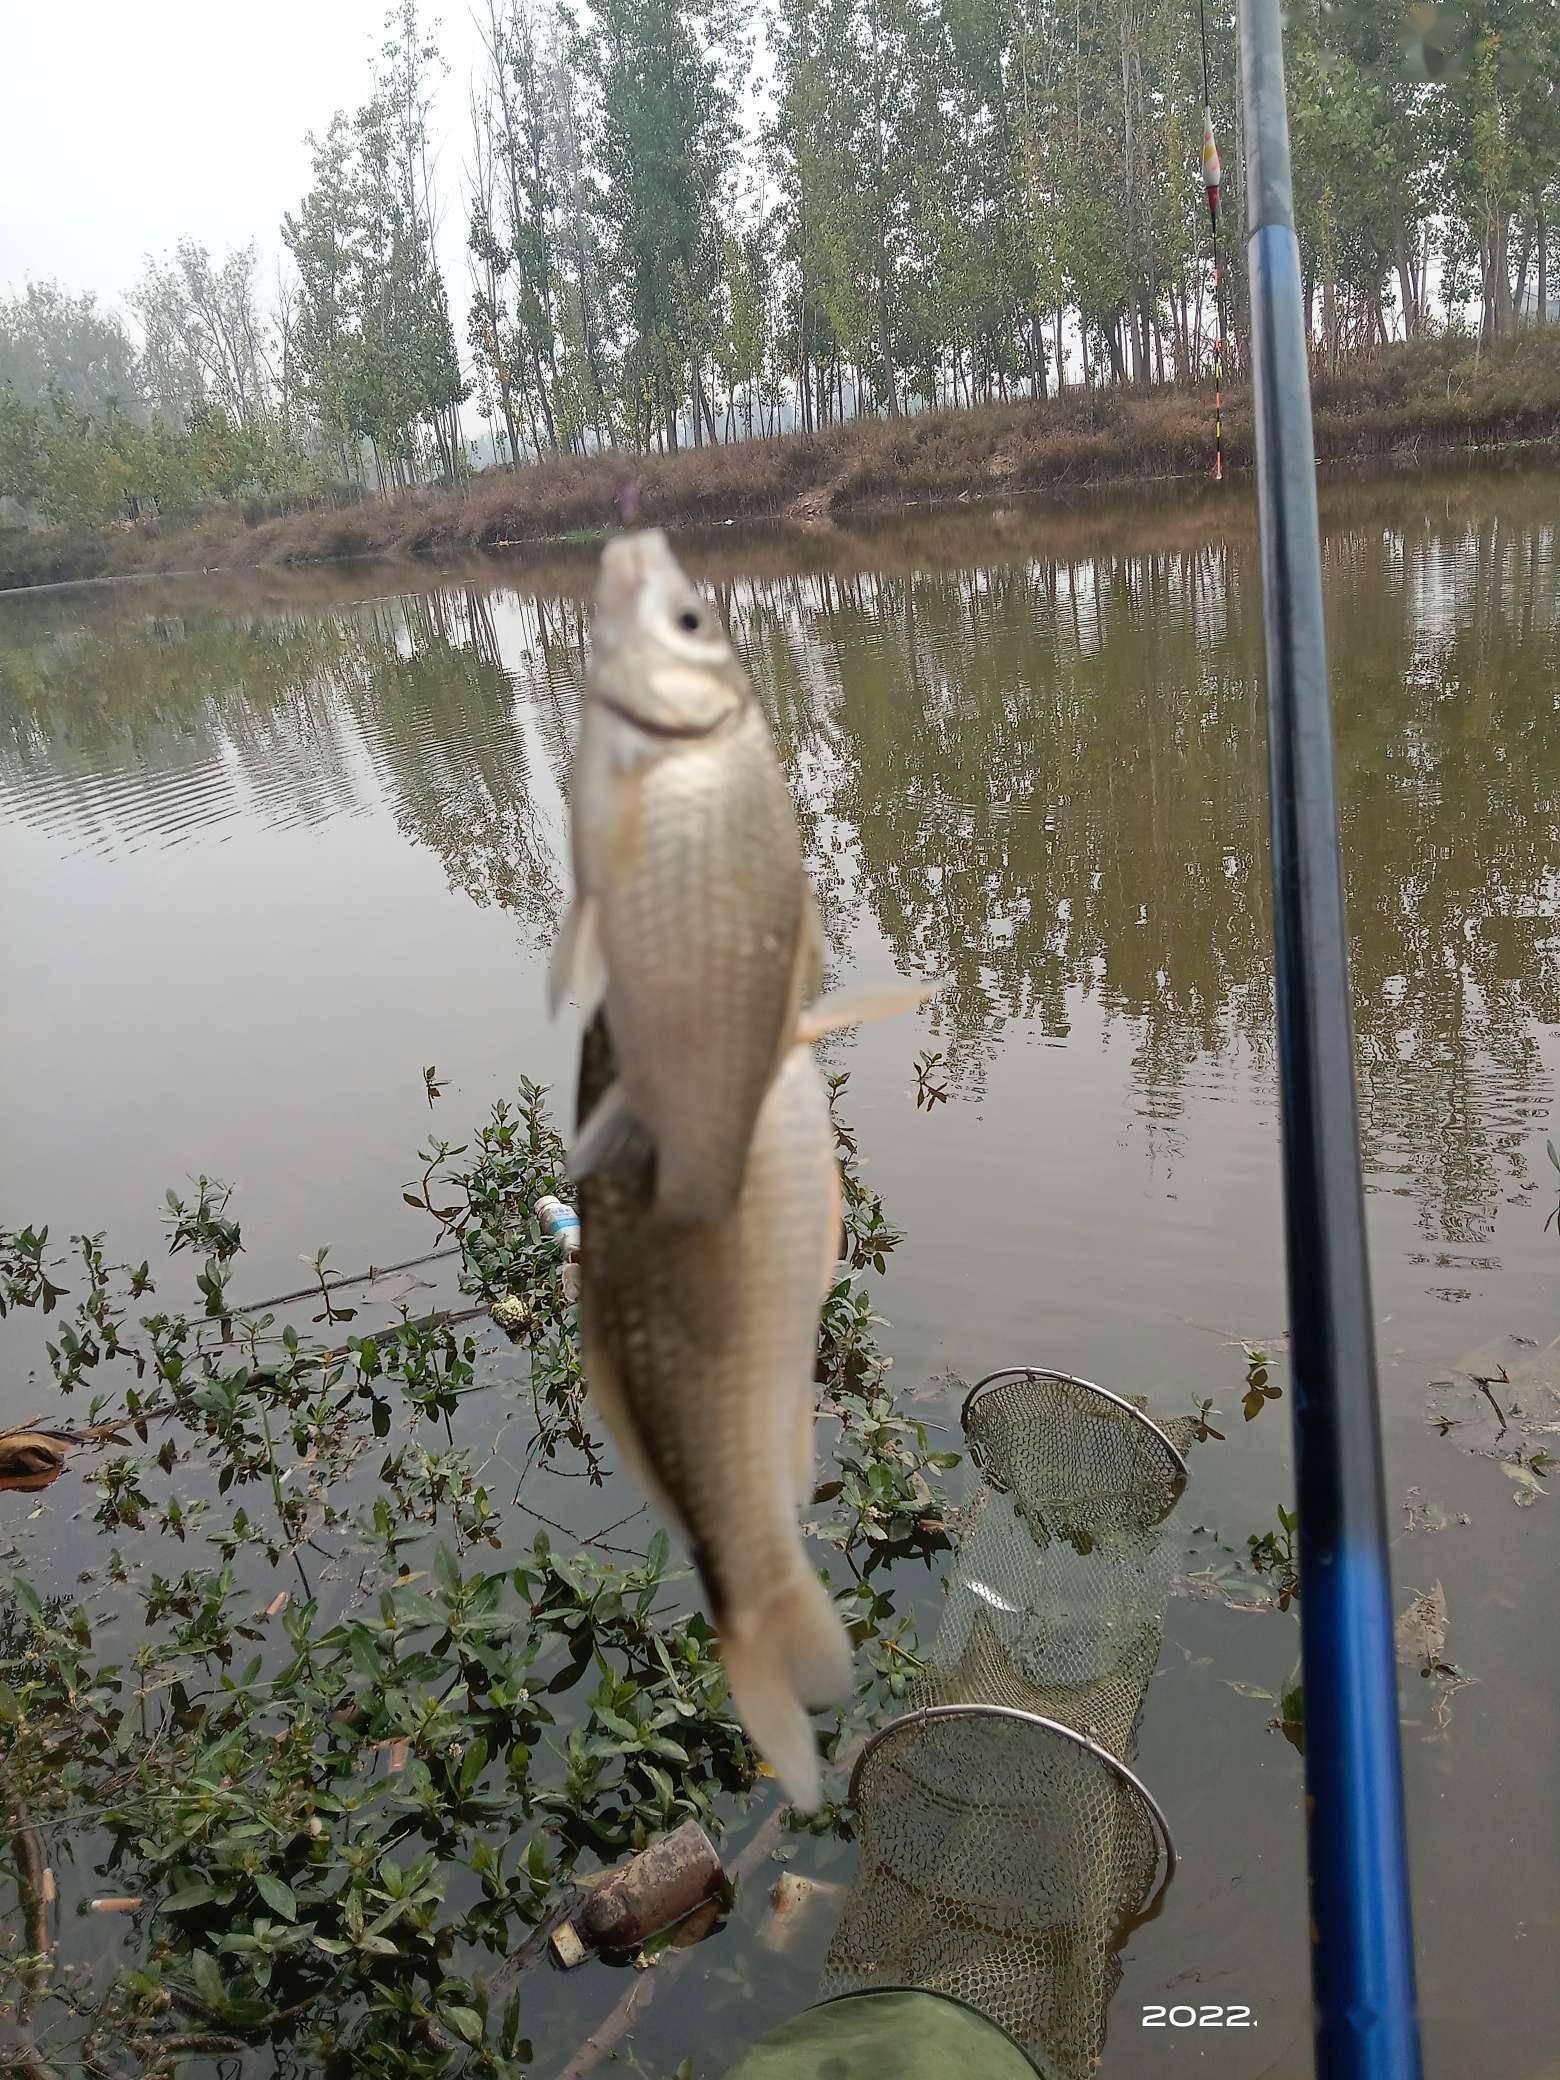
[[0, 279, 142, 417], [0, 1070, 952, 2071], [284, 2, 469, 491]]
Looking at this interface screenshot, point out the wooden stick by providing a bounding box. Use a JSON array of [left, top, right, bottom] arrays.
[[7, 1802, 50, 1960]]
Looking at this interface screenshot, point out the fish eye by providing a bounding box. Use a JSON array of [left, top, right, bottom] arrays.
[[677, 607, 703, 633]]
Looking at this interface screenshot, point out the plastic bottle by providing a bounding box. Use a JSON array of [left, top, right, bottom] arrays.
[[535, 1195, 581, 1255]]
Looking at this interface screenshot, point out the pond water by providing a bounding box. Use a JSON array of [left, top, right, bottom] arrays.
[[2, 461, 1557, 2077]]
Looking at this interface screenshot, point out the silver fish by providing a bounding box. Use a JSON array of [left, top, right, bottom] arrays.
[[550, 529, 821, 1225], [574, 979, 936, 1809]]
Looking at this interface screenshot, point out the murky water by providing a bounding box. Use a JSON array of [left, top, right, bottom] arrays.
[[2, 463, 1557, 2076]]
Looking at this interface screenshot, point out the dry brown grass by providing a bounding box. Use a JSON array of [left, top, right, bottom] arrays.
[[4, 332, 1557, 592]]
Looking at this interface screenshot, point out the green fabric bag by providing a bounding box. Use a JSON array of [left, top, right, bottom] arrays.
[[722, 1988, 1037, 2079]]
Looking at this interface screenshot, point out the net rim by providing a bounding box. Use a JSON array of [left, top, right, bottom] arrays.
[[960, 1367, 1189, 1509], [846, 1702, 1177, 1902]]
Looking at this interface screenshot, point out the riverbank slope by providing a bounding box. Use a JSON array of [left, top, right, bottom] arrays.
[[3, 333, 1557, 591]]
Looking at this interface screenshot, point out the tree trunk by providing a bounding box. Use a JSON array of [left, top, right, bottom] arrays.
[[1538, 199, 1549, 326], [698, 365, 719, 444], [1321, 265, 1339, 374], [496, 370, 522, 471], [1055, 308, 1066, 391], [532, 352, 558, 451], [1395, 241, 1419, 340], [1031, 314, 1047, 400], [864, 0, 899, 417], [876, 283, 899, 417], [1486, 202, 1514, 335], [1512, 211, 1534, 322]]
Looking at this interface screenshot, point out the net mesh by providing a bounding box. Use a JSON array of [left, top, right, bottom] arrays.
[[820, 1371, 1197, 2079]]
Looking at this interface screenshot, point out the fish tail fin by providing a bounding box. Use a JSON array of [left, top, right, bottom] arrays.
[[721, 1568, 854, 1814], [795, 975, 947, 1046]]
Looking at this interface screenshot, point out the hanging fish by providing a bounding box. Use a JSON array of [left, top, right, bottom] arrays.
[[574, 977, 939, 1810], [550, 529, 822, 1226]]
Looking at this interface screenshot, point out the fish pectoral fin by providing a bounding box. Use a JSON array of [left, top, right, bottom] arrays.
[[795, 974, 948, 1046], [720, 1568, 854, 1815], [547, 894, 607, 1021], [567, 1079, 654, 1181]]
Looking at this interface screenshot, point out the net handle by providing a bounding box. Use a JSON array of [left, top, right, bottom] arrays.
[[848, 1702, 1178, 1904], [960, 1367, 1190, 1488]]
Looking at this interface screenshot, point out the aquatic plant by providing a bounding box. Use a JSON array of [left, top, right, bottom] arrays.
[[0, 1072, 955, 2075]]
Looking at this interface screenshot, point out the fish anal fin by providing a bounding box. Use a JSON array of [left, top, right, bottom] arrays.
[[567, 1080, 653, 1181], [547, 895, 607, 1020]]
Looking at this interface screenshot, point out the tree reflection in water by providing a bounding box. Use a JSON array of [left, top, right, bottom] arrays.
[[2, 469, 1553, 1245]]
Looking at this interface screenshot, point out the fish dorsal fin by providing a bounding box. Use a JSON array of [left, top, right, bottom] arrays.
[[547, 894, 607, 1021], [795, 976, 945, 1046], [567, 1077, 654, 1181]]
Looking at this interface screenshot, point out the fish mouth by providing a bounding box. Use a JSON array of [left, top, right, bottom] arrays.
[[594, 691, 731, 742]]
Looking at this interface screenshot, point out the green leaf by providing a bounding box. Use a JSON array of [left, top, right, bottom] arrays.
[[190, 1948, 226, 2006], [444, 2006, 485, 2047], [255, 1874, 297, 1921], [161, 1880, 216, 1915]]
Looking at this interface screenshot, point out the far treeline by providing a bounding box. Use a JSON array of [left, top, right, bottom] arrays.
[[1, 0, 1557, 548]]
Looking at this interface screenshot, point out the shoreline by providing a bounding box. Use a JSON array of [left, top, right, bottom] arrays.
[[3, 334, 1558, 596]]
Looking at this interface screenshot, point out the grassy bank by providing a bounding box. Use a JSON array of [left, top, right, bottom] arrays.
[[4, 333, 1558, 592]]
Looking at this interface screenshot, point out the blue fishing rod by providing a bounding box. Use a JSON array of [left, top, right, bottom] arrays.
[[1236, 1, 1423, 2075]]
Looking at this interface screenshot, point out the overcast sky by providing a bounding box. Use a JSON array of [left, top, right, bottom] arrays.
[[1, 0, 486, 326]]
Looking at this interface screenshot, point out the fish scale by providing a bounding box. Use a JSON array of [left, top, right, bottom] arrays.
[[576, 1011, 851, 1809], [588, 704, 813, 1223]]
